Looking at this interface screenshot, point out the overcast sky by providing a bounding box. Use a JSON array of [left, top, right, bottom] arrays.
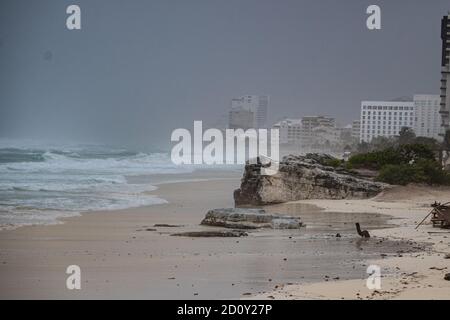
[[0, 0, 449, 150]]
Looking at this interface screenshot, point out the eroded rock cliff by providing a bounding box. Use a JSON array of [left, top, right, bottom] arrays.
[[234, 154, 387, 206]]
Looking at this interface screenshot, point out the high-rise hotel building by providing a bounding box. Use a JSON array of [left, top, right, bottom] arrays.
[[360, 101, 415, 143], [229, 95, 269, 129], [440, 13, 450, 134], [413, 95, 441, 140]]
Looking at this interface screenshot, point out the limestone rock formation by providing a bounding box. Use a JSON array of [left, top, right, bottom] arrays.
[[200, 208, 303, 229], [234, 154, 387, 206]]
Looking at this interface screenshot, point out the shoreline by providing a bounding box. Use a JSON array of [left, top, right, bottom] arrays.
[[0, 169, 448, 299], [0, 168, 242, 232], [0, 170, 245, 299], [252, 185, 450, 300]]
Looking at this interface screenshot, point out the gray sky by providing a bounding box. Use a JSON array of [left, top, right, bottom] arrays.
[[0, 0, 448, 150]]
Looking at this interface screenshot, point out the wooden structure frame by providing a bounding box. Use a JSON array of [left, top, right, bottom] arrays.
[[416, 202, 450, 229]]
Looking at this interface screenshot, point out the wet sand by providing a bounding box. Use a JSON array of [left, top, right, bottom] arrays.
[[0, 170, 437, 299], [254, 185, 450, 300]]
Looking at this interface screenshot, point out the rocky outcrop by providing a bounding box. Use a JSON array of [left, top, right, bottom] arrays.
[[200, 208, 303, 229], [234, 154, 387, 206]]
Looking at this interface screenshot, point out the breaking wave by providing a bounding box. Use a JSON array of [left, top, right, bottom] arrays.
[[0, 139, 193, 228]]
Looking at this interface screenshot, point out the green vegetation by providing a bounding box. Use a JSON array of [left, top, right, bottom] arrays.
[[347, 127, 450, 186], [348, 144, 436, 170], [376, 159, 450, 185], [348, 143, 450, 186], [354, 127, 443, 154], [322, 158, 342, 168]]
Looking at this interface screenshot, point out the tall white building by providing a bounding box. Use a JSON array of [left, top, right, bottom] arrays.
[[230, 95, 269, 128], [351, 120, 361, 140], [272, 116, 342, 147], [360, 101, 415, 143], [300, 116, 335, 146], [413, 94, 442, 140], [440, 14, 450, 135], [272, 118, 303, 144], [228, 107, 254, 130]]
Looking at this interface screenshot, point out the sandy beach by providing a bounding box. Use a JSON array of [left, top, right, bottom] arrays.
[[0, 169, 242, 299], [0, 170, 449, 299], [2, 0, 450, 304], [254, 185, 450, 300]]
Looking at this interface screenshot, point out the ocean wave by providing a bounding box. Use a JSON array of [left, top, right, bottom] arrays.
[[0, 140, 190, 228], [0, 148, 189, 174]]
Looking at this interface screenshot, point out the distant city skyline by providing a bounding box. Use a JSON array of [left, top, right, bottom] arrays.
[[271, 92, 442, 148], [1, 1, 449, 150], [229, 95, 269, 129]]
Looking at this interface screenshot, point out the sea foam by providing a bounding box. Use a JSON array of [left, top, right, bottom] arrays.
[[0, 140, 192, 228]]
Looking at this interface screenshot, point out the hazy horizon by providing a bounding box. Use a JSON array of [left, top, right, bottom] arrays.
[[1, 0, 449, 150]]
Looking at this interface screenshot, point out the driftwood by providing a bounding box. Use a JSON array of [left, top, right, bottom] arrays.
[[355, 223, 370, 238], [153, 224, 183, 227], [171, 230, 248, 238]]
